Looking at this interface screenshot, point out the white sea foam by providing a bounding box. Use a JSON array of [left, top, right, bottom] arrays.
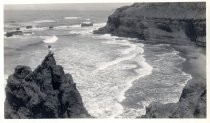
[[54, 25, 68, 29], [86, 35, 191, 118], [93, 33, 118, 39], [42, 35, 58, 43], [20, 26, 48, 31], [48, 21, 190, 118], [88, 34, 153, 117], [69, 30, 92, 35], [55, 23, 105, 34], [119, 45, 193, 117], [4, 74, 8, 88], [64, 17, 81, 20], [94, 23, 106, 27], [82, 21, 92, 24], [154, 44, 171, 47], [55, 32, 153, 118], [105, 39, 142, 55], [117, 49, 153, 102], [68, 23, 106, 35], [4, 74, 8, 100], [94, 54, 137, 73], [55, 24, 81, 29], [93, 35, 144, 73], [157, 50, 179, 57], [32, 27, 48, 30], [23, 32, 34, 36], [120, 64, 138, 70], [33, 20, 55, 23], [183, 72, 193, 85], [68, 24, 81, 28], [68, 31, 80, 35]]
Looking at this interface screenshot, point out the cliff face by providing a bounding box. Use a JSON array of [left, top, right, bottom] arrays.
[[5, 54, 90, 118], [94, 2, 206, 47], [94, 2, 206, 118]]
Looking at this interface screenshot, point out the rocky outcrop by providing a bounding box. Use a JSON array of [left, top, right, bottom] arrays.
[[26, 26, 33, 29], [5, 30, 23, 37], [4, 54, 90, 118], [49, 26, 54, 29], [94, 2, 206, 47], [5, 30, 33, 37]]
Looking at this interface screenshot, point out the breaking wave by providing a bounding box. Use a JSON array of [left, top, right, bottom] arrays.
[[41, 35, 58, 43], [64, 17, 82, 20], [33, 20, 55, 23]]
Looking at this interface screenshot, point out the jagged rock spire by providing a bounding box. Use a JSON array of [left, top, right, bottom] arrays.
[[5, 54, 90, 118]]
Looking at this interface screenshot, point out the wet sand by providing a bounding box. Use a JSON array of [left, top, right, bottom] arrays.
[[172, 44, 206, 81]]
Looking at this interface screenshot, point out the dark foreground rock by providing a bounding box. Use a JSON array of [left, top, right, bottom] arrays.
[[94, 2, 206, 47], [5, 54, 90, 118]]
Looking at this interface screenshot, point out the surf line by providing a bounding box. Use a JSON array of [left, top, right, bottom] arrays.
[[117, 57, 153, 102], [92, 37, 142, 74]]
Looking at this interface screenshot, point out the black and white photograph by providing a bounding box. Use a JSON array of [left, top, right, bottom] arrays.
[[2, 0, 208, 120]]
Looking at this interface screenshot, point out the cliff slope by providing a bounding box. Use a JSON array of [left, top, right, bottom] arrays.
[[94, 2, 206, 47], [5, 54, 90, 118]]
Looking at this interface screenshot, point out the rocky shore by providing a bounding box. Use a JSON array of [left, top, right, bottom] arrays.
[[4, 54, 90, 118], [94, 2, 206, 118]]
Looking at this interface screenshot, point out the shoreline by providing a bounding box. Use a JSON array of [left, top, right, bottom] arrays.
[[119, 40, 195, 117], [123, 39, 206, 117], [92, 2, 206, 117], [140, 42, 206, 118], [171, 44, 206, 80]]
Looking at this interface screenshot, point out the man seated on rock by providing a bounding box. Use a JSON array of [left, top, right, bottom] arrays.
[[48, 45, 54, 55]]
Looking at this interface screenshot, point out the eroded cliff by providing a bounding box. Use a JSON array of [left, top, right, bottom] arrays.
[[94, 2, 206, 47]]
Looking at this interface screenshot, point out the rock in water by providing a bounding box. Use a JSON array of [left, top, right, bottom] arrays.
[[5, 31, 23, 37], [4, 54, 90, 118], [26, 26, 33, 29]]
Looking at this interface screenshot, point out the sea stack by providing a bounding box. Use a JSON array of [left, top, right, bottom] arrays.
[[4, 54, 90, 118]]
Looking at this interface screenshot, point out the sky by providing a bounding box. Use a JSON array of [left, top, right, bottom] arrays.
[[4, 3, 133, 11]]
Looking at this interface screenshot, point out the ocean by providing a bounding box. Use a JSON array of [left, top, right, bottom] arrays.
[[4, 9, 192, 118]]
